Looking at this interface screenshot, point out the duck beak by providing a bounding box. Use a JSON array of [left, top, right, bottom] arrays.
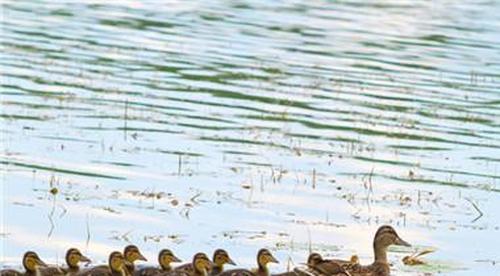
[[226, 257, 236, 266], [269, 255, 279, 264], [137, 252, 148, 262], [172, 255, 182, 263], [36, 258, 48, 267], [80, 254, 91, 263], [395, 236, 411, 247]]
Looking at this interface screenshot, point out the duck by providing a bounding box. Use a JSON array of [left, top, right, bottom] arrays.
[[163, 253, 212, 276], [134, 249, 181, 276], [0, 251, 48, 276], [175, 249, 236, 275], [123, 245, 148, 275], [295, 253, 350, 276], [217, 248, 278, 276], [272, 253, 349, 276], [39, 248, 91, 276], [314, 254, 359, 272], [174, 249, 234, 276], [210, 249, 236, 275], [76, 251, 126, 276], [329, 225, 411, 276]]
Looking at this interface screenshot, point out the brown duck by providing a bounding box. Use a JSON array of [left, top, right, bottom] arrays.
[[123, 245, 147, 275], [134, 249, 181, 276], [163, 253, 212, 276], [273, 253, 349, 276], [38, 248, 91, 276], [210, 249, 236, 276], [76, 251, 126, 276], [0, 251, 47, 276], [174, 249, 234, 276], [216, 248, 278, 276], [293, 253, 350, 276], [330, 225, 411, 276]]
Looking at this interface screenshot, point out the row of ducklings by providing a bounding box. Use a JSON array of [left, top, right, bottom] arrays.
[[1, 225, 410, 276]]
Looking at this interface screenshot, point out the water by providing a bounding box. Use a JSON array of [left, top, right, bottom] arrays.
[[1, 0, 499, 275]]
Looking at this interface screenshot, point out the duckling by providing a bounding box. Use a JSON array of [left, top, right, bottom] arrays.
[[39, 248, 91, 276], [274, 253, 349, 276], [191, 253, 213, 276], [322, 255, 359, 271], [135, 249, 181, 276], [217, 248, 278, 276], [76, 251, 126, 276], [330, 225, 411, 276], [123, 245, 147, 275], [165, 253, 212, 276], [298, 253, 350, 276], [210, 249, 236, 276], [0, 251, 47, 276], [174, 249, 234, 276]]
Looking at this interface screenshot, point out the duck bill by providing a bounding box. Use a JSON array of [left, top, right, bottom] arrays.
[[226, 257, 236, 266], [269, 255, 279, 264], [36, 258, 48, 268], [80, 255, 92, 263], [172, 255, 182, 263], [137, 253, 148, 262], [395, 237, 411, 247]]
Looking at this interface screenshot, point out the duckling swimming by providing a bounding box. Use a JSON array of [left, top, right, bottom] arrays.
[[166, 253, 212, 276], [1, 251, 47, 276], [123, 245, 147, 275], [210, 249, 236, 276], [76, 251, 126, 276], [281, 253, 349, 276], [135, 249, 181, 276], [216, 249, 278, 276], [39, 248, 91, 276]]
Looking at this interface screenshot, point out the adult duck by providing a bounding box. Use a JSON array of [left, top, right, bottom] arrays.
[[331, 225, 410, 276]]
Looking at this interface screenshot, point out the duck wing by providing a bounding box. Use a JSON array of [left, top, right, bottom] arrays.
[[174, 263, 194, 274], [0, 269, 23, 276], [134, 266, 162, 276], [216, 268, 255, 276], [39, 265, 67, 276], [271, 271, 299, 276], [75, 265, 112, 276], [157, 270, 191, 276], [340, 262, 388, 276]]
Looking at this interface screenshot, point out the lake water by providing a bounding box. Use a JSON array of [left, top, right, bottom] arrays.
[[1, 0, 499, 275]]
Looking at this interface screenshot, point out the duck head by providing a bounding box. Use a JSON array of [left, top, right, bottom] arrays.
[[158, 249, 182, 270], [213, 249, 236, 269], [109, 251, 126, 273], [23, 251, 47, 272], [66, 248, 91, 269], [124, 245, 147, 263], [192, 252, 213, 275]]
